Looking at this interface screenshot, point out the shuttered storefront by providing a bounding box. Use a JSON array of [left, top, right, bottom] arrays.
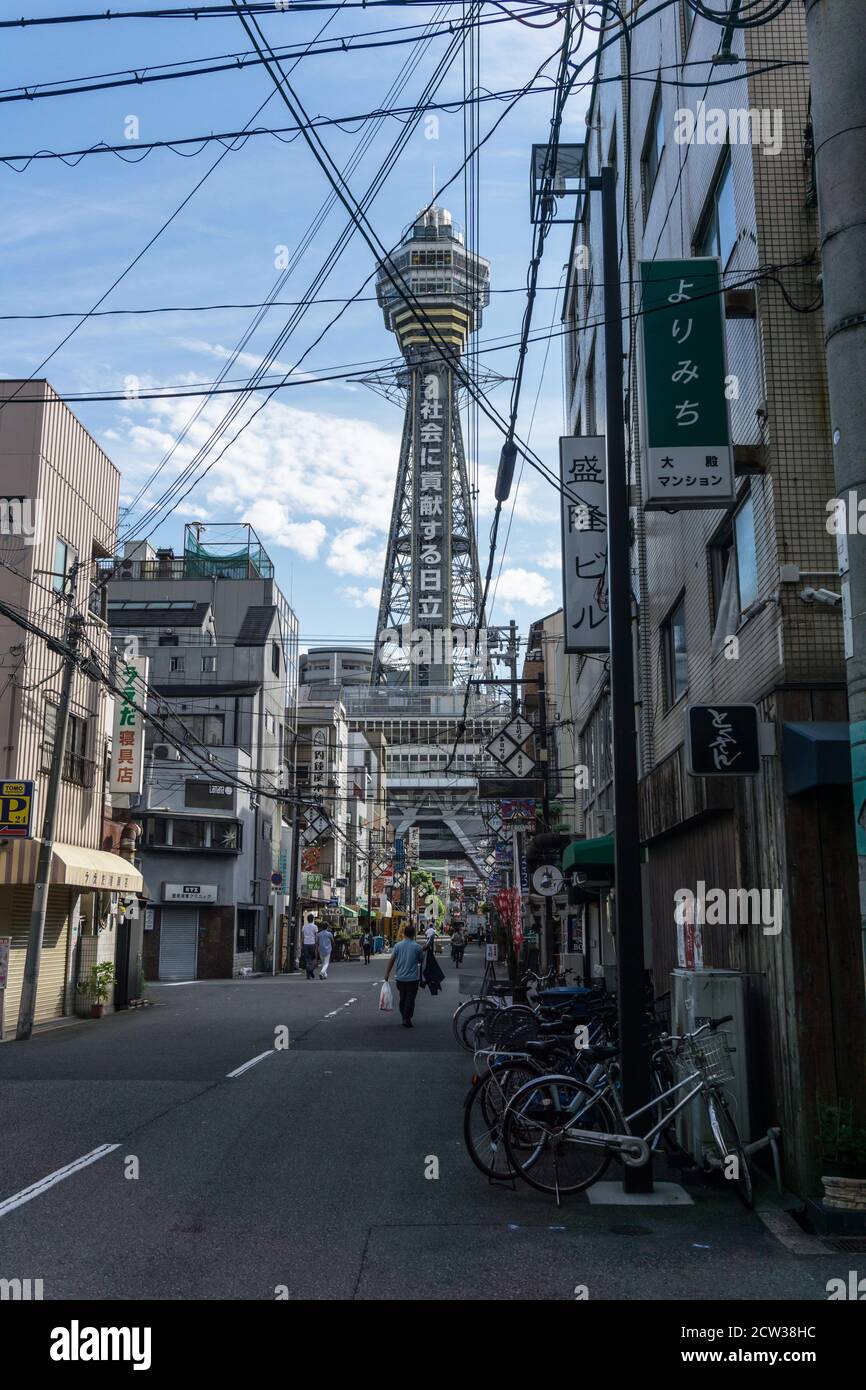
[[0, 886, 71, 1028], [159, 907, 198, 981]]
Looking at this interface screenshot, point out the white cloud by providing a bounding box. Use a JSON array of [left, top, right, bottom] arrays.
[[340, 585, 381, 610], [326, 526, 385, 578], [536, 546, 563, 572], [493, 567, 555, 611], [113, 396, 401, 547]]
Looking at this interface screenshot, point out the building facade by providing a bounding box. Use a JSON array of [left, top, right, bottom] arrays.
[[105, 526, 298, 980], [557, 3, 866, 1193], [0, 381, 142, 1026]]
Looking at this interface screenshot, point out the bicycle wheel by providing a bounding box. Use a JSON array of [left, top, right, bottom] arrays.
[[705, 1090, 753, 1209], [452, 997, 483, 1048], [460, 998, 498, 1052], [463, 1062, 541, 1180], [503, 1075, 616, 1198]]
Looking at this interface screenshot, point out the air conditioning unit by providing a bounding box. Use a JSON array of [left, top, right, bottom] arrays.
[[152, 744, 181, 761], [670, 968, 751, 1163]]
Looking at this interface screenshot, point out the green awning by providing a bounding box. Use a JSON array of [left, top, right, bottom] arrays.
[[563, 835, 615, 872], [341, 906, 358, 918], [562, 835, 646, 874]]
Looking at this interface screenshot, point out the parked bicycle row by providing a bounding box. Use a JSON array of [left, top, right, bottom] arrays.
[[453, 968, 755, 1208]]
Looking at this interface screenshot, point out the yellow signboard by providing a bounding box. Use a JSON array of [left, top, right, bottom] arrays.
[[0, 780, 35, 838]]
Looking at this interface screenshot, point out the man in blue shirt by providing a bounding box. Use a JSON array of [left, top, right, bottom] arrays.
[[316, 924, 335, 979], [383, 924, 425, 1028]]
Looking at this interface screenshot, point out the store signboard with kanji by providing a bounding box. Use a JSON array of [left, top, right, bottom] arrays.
[[109, 656, 149, 795], [639, 257, 736, 510], [560, 435, 609, 653], [686, 703, 760, 777]]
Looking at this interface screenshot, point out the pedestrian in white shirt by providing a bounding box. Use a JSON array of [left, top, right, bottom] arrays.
[[301, 914, 318, 979]]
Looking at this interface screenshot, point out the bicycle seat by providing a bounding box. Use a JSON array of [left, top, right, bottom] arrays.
[[580, 1043, 620, 1062], [538, 1021, 578, 1036], [524, 1038, 571, 1058]]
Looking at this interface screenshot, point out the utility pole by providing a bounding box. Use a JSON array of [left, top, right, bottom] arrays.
[[17, 585, 85, 1041], [285, 799, 300, 973], [536, 668, 553, 973], [596, 163, 652, 1190], [804, 0, 866, 983]]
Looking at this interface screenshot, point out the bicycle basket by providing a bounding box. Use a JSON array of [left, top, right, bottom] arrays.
[[677, 1032, 734, 1086]]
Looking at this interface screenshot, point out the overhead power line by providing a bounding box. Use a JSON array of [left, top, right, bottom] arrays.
[[0, 5, 560, 104]]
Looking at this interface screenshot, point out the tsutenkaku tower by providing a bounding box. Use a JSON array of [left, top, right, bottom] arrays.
[[371, 205, 490, 687]]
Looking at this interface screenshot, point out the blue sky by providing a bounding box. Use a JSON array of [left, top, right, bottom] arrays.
[[2, 3, 594, 650]]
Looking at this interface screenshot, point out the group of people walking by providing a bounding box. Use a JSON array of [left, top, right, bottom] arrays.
[[299, 913, 375, 978]]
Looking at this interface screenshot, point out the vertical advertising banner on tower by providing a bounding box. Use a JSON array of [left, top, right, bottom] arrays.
[[109, 656, 149, 796], [560, 436, 609, 653], [413, 366, 451, 677], [638, 257, 736, 509]]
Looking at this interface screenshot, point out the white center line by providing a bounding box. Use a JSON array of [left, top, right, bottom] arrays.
[[0, 1144, 120, 1219], [226, 1050, 274, 1078]]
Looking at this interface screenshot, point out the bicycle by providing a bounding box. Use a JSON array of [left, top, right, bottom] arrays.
[[501, 1015, 754, 1208], [463, 993, 670, 1180], [452, 965, 559, 1052]]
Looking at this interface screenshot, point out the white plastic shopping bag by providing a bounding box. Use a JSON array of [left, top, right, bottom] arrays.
[[379, 981, 394, 1012]]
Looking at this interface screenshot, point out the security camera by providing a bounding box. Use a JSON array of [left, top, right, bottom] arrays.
[[800, 586, 842, 608]]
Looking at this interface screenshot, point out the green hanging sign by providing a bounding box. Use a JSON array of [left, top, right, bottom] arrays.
[[639, 257, 736, 510]]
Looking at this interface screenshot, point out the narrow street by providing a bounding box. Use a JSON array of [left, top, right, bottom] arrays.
[[0, 948, 851, 1302]]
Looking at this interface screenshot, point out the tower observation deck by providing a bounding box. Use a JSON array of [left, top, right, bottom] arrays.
[[372, 206, 491, 688]]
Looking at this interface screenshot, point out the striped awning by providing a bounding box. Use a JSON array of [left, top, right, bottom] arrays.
[[0, 839, 143, 893]]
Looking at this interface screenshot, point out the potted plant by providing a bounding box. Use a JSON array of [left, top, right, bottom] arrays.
[[83, 961, 116, 1019], [817, 1100, 866, 1210]]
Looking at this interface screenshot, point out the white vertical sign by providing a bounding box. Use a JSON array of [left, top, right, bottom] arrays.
[[109, 655, 149, 795], [560, 436, 609, 653], [310, 728, 329, 797]]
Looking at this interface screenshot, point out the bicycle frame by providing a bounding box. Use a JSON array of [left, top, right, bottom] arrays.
[[510, 1060, 712, 1169]]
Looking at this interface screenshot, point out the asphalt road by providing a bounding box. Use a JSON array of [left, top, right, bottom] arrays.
[[0, 947, 854, 1301]]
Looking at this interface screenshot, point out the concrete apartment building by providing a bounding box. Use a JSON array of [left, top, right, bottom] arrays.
[[559, 3, 866, 1191], [105, 525, 298, 980], [0, 381, 142, 1026]]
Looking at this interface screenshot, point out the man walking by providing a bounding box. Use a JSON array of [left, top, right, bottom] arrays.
[[317, 921, 335, 979], [301, 913, 318, 979], [383, 924, 425, 1028], [361, 927, 374, 965]]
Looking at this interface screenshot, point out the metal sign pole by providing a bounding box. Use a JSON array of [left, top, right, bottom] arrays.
[[597, 164, 653, 1192]]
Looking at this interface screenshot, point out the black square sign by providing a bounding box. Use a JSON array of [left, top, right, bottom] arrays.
[[686, 703, 761, 777]]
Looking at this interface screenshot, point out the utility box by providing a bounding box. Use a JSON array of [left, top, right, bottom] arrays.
[[670, 969, 751, 1162]]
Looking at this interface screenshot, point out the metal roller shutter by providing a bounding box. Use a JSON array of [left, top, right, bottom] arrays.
[[0, 886, 71, 1028], [159, 908, 198, 981]]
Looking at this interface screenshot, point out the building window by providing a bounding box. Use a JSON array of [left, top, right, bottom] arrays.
[[170, 656, 185, 673], [51, 537, 77, 594], [710, 493, 759, 623], [662, 596, 688, 707], [698, 152, 737, 267], [271, 641, 281, 676], [201, 655, 217, 673], [642, 83, 665, 206], [41, 701, 91, 784], [236, 909, 257, 954], [165, 711, 225, 746], [144, 816, 242, 851], [265, 712, 276, 735]]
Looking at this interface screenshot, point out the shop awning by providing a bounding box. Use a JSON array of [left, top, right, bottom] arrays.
[[563, 835, 615, 872], [562, 835, 647, 874], [342, 905, 358, 918], [0, 840, 143, 892], [782, 722, 851, 795]]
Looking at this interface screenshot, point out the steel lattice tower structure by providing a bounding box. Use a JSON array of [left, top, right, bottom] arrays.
[[372, 206, 490, 687]]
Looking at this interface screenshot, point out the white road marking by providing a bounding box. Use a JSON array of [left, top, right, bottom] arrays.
[[0, 1144, 120, 1219], [226, 1050, 274, 1078], [324, 997, 358, 1020]]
